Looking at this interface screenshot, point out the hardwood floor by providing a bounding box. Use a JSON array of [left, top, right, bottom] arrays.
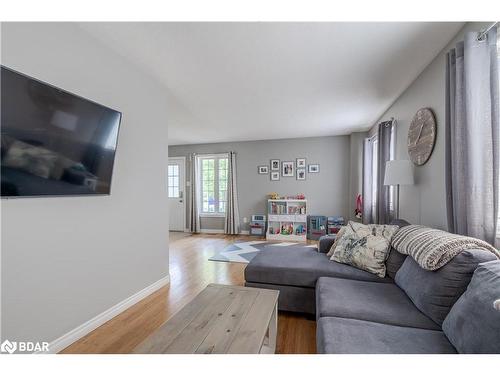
[[61, 233, 316, 354]]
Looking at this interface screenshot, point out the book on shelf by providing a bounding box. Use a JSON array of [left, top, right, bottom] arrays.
[[269, 201, 306, 215], [270, 202, 287, 215]]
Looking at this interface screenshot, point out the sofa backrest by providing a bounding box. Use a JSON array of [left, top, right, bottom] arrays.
[[442, 260, 500, 353], [395, 249, 498, 326]]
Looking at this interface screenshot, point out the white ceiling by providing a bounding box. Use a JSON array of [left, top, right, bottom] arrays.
[[79, 22, 464, 145]]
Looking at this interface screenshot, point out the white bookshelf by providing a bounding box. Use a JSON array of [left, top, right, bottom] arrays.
[[266, 199, 307, 242]]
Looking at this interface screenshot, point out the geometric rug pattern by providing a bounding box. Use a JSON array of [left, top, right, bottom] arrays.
[[208, 240, 317, 264]]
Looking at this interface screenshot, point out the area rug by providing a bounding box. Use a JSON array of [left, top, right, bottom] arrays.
[[208, 240, 318, 264]]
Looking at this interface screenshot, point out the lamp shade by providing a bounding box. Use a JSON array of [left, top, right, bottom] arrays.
[[384, 160, 414, 186]]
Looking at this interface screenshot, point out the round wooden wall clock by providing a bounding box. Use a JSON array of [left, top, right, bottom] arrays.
[[407, 108, 437, 166]]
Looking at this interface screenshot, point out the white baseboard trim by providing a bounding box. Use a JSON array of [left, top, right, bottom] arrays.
[[200, 229, 225, 234], [199, 229, 251, 235], [184, 228, 190, 233], [45, 275, 170, 354]]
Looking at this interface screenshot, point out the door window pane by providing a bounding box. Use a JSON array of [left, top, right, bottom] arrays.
[[167, 163, 180, 198]]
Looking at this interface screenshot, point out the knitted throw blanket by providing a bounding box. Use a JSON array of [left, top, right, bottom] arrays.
[[391, 225, 500, 271]]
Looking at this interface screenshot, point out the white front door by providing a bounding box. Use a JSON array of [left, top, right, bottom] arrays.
[[168, 157, 186, 232]]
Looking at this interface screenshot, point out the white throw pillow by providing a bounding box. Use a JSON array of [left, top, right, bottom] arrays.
[[331, 222, 399, 277]]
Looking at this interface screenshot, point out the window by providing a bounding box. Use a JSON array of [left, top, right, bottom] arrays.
[[167, 164, 180, 198], [199, 154, 228, 215]]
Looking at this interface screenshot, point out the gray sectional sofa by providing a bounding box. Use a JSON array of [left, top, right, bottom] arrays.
[[244, 219, 500, 354]]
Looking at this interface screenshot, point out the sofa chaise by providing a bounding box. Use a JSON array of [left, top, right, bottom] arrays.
[[244, 220, 500, 354]]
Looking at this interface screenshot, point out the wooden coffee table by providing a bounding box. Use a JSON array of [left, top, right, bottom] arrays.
[[133, 284, 279, 354]]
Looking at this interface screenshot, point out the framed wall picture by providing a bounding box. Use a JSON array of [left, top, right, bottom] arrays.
[[258, 165, 269, 174], [296, 158, 306, 168], [270, 171, 280, 181], [282, 161, 294, 177], [297, 168, 306, 180], [308, 164, 320, 173], [270, 159, 280, 171]]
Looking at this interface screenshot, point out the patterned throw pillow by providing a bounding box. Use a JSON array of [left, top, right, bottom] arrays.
[[326, 221, 365, 257], [326, 224, 348, 257], [331, 222, 399, 277]]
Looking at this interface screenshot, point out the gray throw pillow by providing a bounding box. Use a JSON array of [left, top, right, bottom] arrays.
[[318, 236, 336, 254], [389, 219, 411, 227], [385, 219, 410, 279], [442, 260, 500, 353], [385, 248, 407, 279], [395, 250, 497, 325]]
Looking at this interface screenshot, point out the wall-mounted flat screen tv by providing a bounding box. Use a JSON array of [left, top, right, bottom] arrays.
[[1, 66, 122, 197]]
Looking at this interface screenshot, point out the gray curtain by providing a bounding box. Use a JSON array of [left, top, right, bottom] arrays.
[[362, 137, 374, 224], [188, 153, 200, 233], [224, 151, 240, 234], [362, 121, 396, 224], [446, 27, 499, 245], [377, 120, 396, 224]]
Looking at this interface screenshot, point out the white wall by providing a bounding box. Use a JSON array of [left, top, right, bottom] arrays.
[[1, 23, 170, 346], [169, 136, 351, 231], [372, 22, 491, 230]]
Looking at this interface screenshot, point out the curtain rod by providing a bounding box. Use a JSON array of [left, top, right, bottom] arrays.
[[477, 21, 498, 41]]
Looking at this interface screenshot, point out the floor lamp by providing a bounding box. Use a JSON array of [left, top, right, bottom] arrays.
[[384, 160, 414, 219]]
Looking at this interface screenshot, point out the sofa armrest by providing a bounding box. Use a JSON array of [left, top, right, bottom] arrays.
[[318, 235, 336, 254]]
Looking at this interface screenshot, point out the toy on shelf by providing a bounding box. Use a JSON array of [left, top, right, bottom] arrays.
[[268, 192, 306, 200], [295, 224, 306, 235], [268, 192, 281, 200], [279, 223, 294, 235], [250, 215, 267, 236], [327, 216, 345, 235], [285, 193, 306, 200], [308, 215, 327, 240]]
